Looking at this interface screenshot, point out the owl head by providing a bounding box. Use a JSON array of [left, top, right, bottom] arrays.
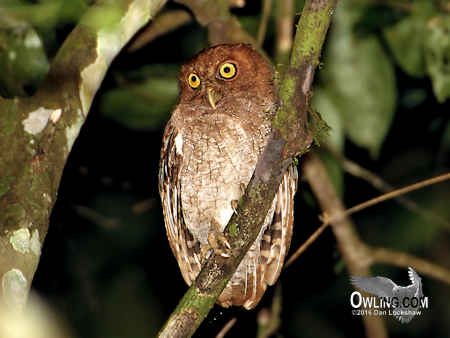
[[178, 43, 276, 111]]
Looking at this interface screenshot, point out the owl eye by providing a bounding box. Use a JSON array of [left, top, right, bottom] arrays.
[[188, 73, 201, 88], [219, 62, 237, 79]]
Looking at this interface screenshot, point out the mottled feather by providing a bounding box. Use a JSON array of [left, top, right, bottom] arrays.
[[159, 43, 298, 309]]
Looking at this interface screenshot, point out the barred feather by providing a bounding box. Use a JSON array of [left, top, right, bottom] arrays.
[[158, 43, 298, 309]]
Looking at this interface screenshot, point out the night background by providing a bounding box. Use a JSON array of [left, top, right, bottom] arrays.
[[1, 0, 449, 337]]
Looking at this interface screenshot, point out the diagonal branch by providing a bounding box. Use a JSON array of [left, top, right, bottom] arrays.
[[0, 0, 168, 311], [302, 153, 388, 338], [128, 9, 192, 52], [369, 247, 450, 284], [158, 1, 337, 337], [286, 168, 450, 285], [326, 146, 450, 230], [175, 0, 256, 46]]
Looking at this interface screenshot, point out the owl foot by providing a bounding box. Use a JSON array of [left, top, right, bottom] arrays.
[[200, 243, 212, 260], [231, 200, 239, 215], [208, 220, 232, 258], [208, 231, 231, 258]]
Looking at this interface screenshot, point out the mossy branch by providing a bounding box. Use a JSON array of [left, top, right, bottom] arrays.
[[0, 0, 167, 311], [157, 1, 338, 337]]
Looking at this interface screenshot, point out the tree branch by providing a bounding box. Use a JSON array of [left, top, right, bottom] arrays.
[[275, 0, 294, 65], [303, 153, 388, 338], [157, 0, 337, 337], [325, 146, 450, 230], [257, 0, 272, 47], [128, 9, 192, 52], [174, 0, 257, 46], [0, 0, 168, 311], [287, 167, 450, 284], [369, 247, 450, 284]]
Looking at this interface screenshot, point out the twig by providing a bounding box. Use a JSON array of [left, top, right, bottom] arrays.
[[74, 205, 120, 229], [275, 0, 294, 65], [174, 0, 256, 46], [128, 10, 192, 52], [284, 222, 328, 268], [344, 172, 450, 218], [370, 247, 450, 284], [287, 163, 450, 274], [326, 146, 450, 230], [257, 0, 272, 47], [216, 317, 237, 338], [157, 1, 337, 337], [303, 153, 387, 338]]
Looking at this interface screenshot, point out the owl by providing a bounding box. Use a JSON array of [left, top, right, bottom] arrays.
[[159, 43, 298, 309]]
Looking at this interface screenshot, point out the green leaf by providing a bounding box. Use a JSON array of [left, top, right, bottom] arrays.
[[311, 88, 345, 151], [311, 88, 345, 196], [384, 16, 426, 77], [1, 0, 91, 29], [99, 77, 178, 130], [383, 0, 437, 78], [0, 15, 49, 97], [321, 0, 396, 158], [425, 15, 450, 103]]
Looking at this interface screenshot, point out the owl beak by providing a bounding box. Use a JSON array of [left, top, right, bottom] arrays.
[[207, 88, 217, 110]]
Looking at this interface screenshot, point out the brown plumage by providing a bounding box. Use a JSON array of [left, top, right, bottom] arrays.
[[159, 43, 298, 309]]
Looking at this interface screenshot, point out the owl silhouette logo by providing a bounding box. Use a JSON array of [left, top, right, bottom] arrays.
[[350, 267, 429, 323]]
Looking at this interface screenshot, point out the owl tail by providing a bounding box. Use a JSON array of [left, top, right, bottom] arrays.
[[217, 244, 267, 309], [216, 165, 297, 309]]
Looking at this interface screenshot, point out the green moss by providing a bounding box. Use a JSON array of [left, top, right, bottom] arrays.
[[0, 99, 17, 136], [279, 77, 296, 103], [228, 223, 240, 237], [273, 74, 299, 138], [308, 107, 330, 146], [0, 203, 26, 227], [0, 176, 15, 198]]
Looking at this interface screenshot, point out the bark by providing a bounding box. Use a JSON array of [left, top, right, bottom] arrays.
[[0, 0, 168, 311], [158, 1, 338, 337]]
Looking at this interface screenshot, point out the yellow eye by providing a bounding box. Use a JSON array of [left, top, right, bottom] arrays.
[[219, 62, 237, 79], [188, 73, 201, 88]]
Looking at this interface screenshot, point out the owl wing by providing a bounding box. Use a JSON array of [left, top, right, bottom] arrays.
[[159, 121, 203, 285], [263, 164, 298, 285], [217, 164, 298, 309]]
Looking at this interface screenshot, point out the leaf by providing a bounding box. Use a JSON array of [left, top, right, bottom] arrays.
[[311, 89, 345, 195], [99, 77, 178, 130], [384, 16, 426, 77], [383, 0, 436, 78], [2, 0, 91, 29], [425, 15, 450, 103], [321, 0, 396, 158], [311, 88, 345, 151], [0, 15, 49, 97]]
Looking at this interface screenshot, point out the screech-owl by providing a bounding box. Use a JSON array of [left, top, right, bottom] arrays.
[[159, 43, 297, 309]]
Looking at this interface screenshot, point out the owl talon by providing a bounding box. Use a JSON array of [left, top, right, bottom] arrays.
[[208, 230, 232, 258], [200, 243, 212, 260], [318, 212, 329, 223], [159, 44, 298, 309], [231, 200, 239, 215]]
